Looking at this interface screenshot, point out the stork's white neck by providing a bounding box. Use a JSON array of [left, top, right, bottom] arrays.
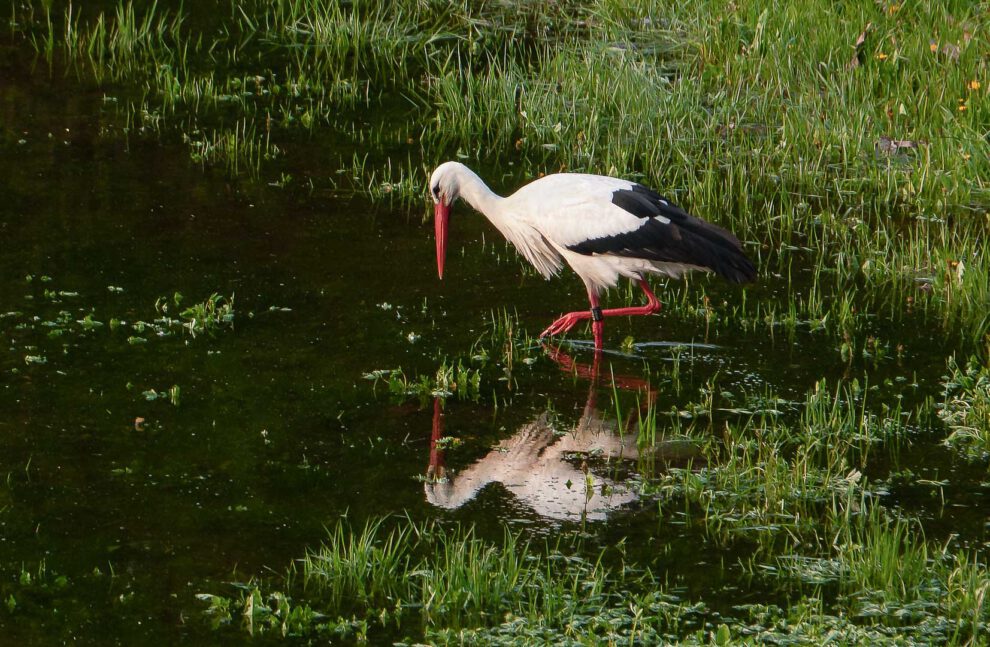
[[433, 161, 563, 280], [453, 165, 503, 219]]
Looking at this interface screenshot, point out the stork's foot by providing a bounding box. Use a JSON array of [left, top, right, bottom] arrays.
[[539, 311, 589, 339], [539, 312, 604, 350]]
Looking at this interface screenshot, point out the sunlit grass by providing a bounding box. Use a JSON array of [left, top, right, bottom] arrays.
[[198, 507, 990, 644], [199, 516, 640, 641], [939, 355, 990, 461]]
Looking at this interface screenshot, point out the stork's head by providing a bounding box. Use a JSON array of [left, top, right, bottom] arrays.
[[429, 161, 466, 280]]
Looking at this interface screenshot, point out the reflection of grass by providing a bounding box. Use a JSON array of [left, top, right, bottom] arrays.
[[240, 349, 990, 643], [344, 153, 425, 204], [185, 122, 277, 176], [350, 309, 990, 643], [6, 3, 990, 642]]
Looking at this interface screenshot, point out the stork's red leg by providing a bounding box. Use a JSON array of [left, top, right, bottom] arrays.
[[599, 280, 662, 319], [539, 280, 662, 349]]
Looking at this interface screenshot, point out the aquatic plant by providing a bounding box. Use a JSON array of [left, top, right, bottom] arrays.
[[363, 360, 482, 401]]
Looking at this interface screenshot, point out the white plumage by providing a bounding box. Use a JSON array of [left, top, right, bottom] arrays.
[[429, 161, 756, 349]]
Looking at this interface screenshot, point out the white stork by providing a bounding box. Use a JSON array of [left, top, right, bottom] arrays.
[[429, 161, 756, 350]]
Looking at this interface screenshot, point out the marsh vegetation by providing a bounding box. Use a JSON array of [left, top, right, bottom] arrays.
[[1, 0, 988, 644]]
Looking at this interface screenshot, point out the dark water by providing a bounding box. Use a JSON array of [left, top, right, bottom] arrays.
[[0, 33, 985, 644]]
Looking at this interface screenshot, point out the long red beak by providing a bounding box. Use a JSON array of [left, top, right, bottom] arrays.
[[435, 202, 449, 280]]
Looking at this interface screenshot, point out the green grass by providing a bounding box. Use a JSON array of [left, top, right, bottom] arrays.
[[11, 0, 988, 342], [939, 354, 990, 461], [199, 509, 990, 644], [1, 284, 236, 380], [199, 516, 632, 642], [32, 1, 187, 81], [639, 375, 917, 548], [363, 358, 482, 402]]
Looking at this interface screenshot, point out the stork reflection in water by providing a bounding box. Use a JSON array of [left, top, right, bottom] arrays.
[[425, 346, 698, 522]]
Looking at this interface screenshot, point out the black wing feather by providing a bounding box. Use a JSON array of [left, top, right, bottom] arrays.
[[567, 184, 757, 284]]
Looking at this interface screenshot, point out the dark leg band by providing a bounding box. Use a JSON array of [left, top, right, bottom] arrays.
[[591, 306, 603, 322]]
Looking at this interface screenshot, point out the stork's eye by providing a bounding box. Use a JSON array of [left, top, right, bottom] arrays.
[[432, 185, 441, 199]]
